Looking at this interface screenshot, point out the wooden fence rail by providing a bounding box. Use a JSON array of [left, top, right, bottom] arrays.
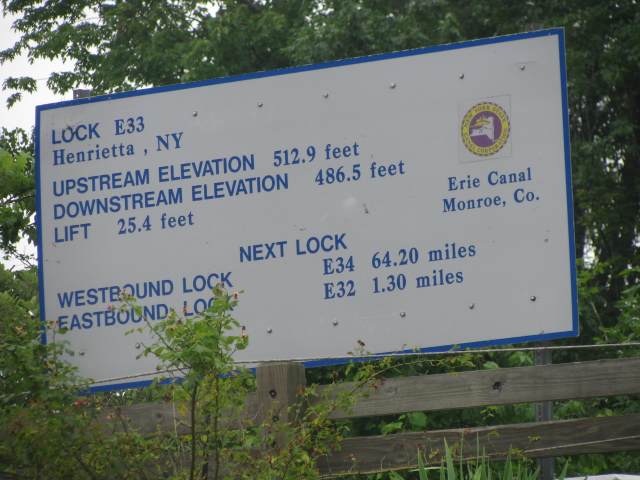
[[99, 357, 640, 477]]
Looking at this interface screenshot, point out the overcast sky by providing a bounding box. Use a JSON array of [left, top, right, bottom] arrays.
[[1, 11, 66, 267], [1, 11, 69, 133]]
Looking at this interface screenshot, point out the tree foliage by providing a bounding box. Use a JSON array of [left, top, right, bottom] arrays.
[[0, 128, 35, 261], [2, 0, 640, 476]]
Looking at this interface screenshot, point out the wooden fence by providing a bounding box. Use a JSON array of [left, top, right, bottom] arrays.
[[99, 356, 640, 477]]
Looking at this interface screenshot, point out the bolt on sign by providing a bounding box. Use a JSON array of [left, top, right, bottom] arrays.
[[36, 29, 578, 391]]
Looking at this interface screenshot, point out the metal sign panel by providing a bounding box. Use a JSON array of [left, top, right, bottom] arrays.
[[37, 29, 577, 391]]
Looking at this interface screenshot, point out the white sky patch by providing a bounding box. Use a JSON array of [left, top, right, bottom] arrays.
[[1, 11, 70, 132], [1, 11, 67, 268]]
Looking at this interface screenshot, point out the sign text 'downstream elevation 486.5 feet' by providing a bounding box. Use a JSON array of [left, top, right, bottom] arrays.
[[37, 29, 578, 391]]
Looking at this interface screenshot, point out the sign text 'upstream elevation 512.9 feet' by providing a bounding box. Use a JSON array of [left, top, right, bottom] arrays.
[[37, 29, 578, 391]]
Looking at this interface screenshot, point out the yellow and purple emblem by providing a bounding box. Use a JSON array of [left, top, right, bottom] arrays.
[[461, 102, 510, 157]]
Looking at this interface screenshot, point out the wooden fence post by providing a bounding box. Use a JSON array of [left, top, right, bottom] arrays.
[[257, 362, 306, 448], [535, 340, 554, 480]]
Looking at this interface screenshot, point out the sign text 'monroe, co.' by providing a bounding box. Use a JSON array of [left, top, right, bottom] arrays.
[[37, 29, 578, 391]]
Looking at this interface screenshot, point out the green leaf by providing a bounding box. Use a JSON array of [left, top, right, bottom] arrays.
[[407, 411, 428, 429]]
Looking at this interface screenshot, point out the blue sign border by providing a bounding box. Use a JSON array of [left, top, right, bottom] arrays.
[[36, 28, 578, 393]]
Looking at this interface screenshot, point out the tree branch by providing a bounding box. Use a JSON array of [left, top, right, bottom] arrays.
[[236, 0, 262, 14]]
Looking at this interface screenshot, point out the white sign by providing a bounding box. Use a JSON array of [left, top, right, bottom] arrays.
[[37, 29, 578, 391]]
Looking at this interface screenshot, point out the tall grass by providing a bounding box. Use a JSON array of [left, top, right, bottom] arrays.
[[389, 440, 571, 480]]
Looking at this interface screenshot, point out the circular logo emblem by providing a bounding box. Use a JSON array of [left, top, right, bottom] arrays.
[[461, 102, 510, 157]]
